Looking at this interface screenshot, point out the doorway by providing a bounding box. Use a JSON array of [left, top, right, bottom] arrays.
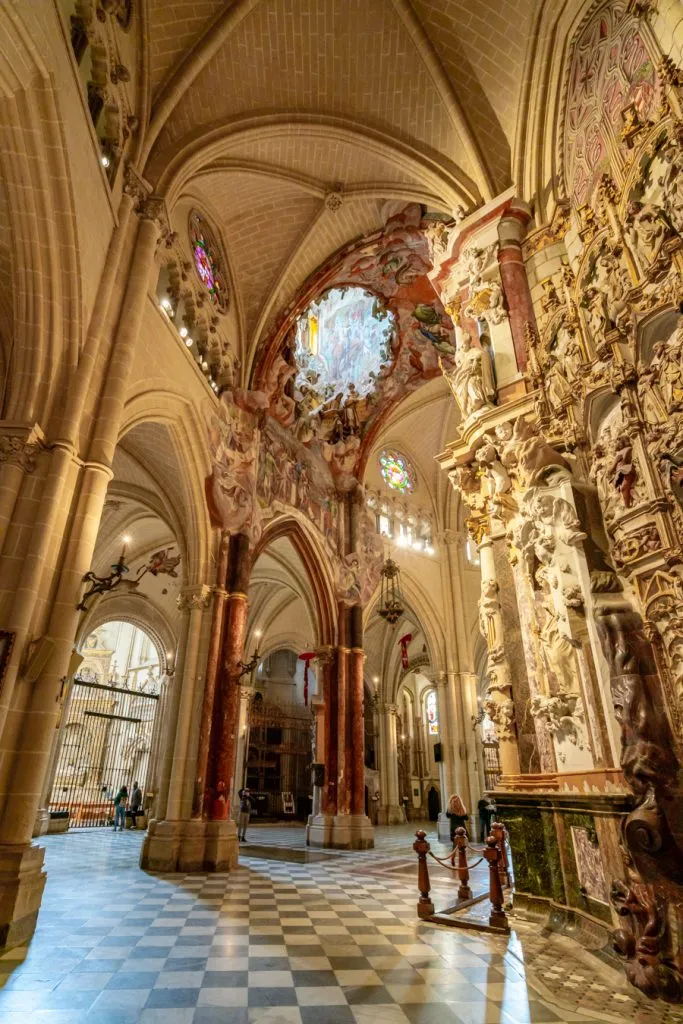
[[48, 621, 162, 828]]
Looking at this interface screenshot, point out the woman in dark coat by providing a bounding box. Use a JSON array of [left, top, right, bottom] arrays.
[[446, 793, 469, 843]]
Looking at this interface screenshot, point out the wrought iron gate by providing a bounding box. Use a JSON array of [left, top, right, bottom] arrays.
[[49, 675, 159, 828], [483, 741, 502, 790]]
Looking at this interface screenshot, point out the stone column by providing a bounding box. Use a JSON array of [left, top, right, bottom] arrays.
[[0, 195, 164, 952], [497, 201, 535, 373], [165, 586, 212, 820], [377, 703, 403, 825], [192, 531, 229, 817], [231, 686, 252, 814], [308, 650, 336, 847], [210, 594, 248, 817], [141, 586, 211, 873], [336, 610, 349, 818], [310, 696, 325, 818], [434, 672, 458, 840], [457, 671, 482, 816], [145, 672, 172, 814], [478, 532, 521, 777], [443, 671, 468, 794], [154, 611, 192, 823], [349, 645, 365, 816]]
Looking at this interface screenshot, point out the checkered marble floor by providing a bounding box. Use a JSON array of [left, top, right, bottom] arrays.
[[0, 827, 639, 1023]]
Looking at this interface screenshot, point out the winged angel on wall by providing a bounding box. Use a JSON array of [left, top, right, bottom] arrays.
[[205, 396, 262, 541]]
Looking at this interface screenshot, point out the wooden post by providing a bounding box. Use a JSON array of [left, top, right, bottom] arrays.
[[413, 829, 434, 919], [454, 826, 472, 901], [491, 820, 510, 887], [484, 835, 508, 930]]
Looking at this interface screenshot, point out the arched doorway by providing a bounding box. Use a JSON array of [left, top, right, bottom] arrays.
[[48, 621, 163, 828], [243, 648, 317, 822]]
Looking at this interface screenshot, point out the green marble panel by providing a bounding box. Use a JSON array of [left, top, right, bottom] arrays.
[[559, 810, 612, 924]]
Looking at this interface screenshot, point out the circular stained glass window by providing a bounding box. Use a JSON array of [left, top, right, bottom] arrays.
[[379, 449, 415, 494], [189, 212, 228, 312]]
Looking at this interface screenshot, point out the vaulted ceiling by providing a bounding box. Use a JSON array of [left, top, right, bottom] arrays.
[[141, 0, 547, 369]]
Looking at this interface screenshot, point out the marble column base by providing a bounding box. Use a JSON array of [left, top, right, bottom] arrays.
[[204, 820, 238, 872], [307, 813, 335, 847], [0, 843, 46, 953], [308, 813, 374, 849], [377, 804, 404, 826], [140, 819, 238, 873], [32, 808, 50, 839]]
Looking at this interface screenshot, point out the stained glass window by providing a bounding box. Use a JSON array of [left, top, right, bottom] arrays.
[[379, 449, 415, 494], [426, 690, 439, 735], [293, 287, 394, 402], [189, 212, 228, 312]]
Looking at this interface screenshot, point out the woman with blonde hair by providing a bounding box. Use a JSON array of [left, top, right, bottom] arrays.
[[446, 794, 469, 843]]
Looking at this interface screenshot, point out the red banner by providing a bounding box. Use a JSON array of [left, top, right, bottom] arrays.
[[398, 633, 412, 670], [298, 652, 316, 706]]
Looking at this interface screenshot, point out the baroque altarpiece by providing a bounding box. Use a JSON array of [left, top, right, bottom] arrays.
[[431, 1, 683, 1003]]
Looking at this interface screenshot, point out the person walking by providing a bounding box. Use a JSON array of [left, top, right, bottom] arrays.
[[427, 785, 440, 822], [446, 793, 469, 843], [113, 785, 128, 831], [238, 788, 252, 842], [129, 782, 143, 828], [478, 797, 495, 841]]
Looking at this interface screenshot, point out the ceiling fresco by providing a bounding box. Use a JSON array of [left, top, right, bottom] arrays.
[[251, 202, 457, 467]]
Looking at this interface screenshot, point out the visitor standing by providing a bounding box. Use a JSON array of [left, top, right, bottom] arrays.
[[113, 785, 128, 831], [238, 788, 252, 842], [130, 782, 143, 828], [446, 794, 469, 842], [478, 797, 495, 841], [427, 785, 440, 822]]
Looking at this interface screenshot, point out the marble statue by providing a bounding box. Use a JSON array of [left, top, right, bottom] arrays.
[[444, 332, 495, 420]]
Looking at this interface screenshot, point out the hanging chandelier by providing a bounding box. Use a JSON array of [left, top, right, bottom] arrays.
[[378, 557, 405, 625]]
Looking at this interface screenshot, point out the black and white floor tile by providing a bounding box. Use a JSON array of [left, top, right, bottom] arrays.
[[0, 826, 667, 1024]]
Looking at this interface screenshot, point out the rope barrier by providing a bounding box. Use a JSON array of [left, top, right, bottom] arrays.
[[412, 822, 511, 930]]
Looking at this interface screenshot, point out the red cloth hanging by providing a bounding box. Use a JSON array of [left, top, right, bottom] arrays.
[[398, 633, 413, 670], [298, 652, 316, 706]]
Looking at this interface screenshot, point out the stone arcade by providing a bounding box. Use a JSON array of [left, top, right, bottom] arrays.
[[0, 0, 683, 1020]]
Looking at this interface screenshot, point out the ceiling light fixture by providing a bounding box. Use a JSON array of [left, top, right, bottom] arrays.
[[378, 557, 405, 626]]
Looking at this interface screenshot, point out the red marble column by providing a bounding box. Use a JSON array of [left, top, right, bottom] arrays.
[[321, 652, 337, 815], [336, 607, 350, 817], [497, 202, 535, 373], [193, 531, 229, 818], [207, 533, 251, 820], [349, 645, 365, 816]]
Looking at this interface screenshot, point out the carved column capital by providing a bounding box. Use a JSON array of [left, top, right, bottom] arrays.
[[380, 702, 398, 716], [140, 195, 171, 238], [0, 423, 45, 473], [438, 528, 462, 548], [177, 584, 212, 612], [483, 697, 517, 740], [122, 163, 149, 207], [314, 645, 334, 666]]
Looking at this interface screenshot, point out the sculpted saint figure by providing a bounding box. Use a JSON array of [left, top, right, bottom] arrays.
[[555, 326, 584, 382], [656, 322, 683, 412], [446, 331, 495, 419], [591, 247, 632, 336], [659, 140, 683, 234], [544, 353, 573, 413], [626, 200, 670, 268]]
